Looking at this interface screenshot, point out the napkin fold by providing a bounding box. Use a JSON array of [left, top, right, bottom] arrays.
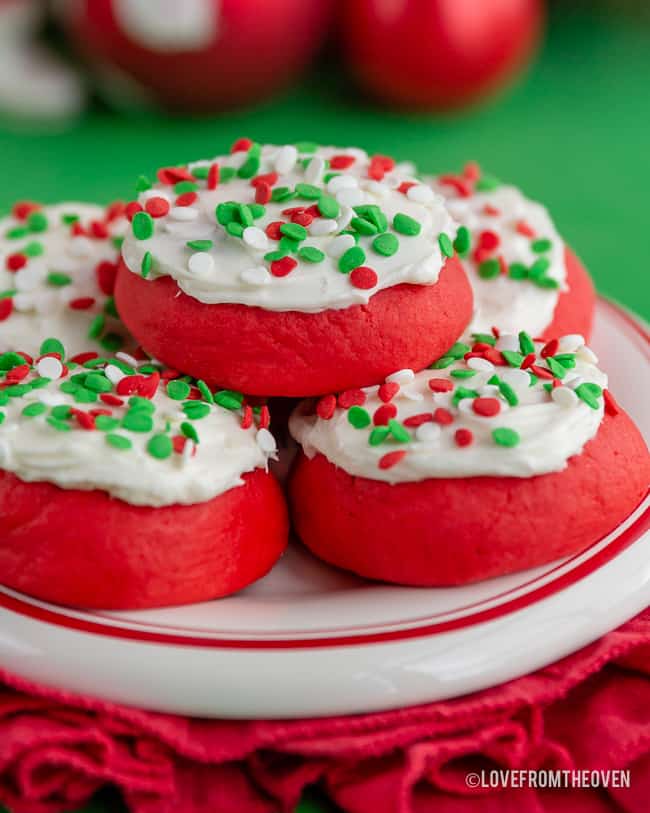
[[1, 609, 649, 813]]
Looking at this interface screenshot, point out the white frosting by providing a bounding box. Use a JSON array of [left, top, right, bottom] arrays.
[[121, 144, 457, 312], [290, 334, 607, 483], [0, 356, 276, 507], [429, 176, 567, 336], [0, 202, 131, 357]]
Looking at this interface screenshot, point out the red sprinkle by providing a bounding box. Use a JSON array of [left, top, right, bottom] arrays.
[[71, 221, 87, 237], [316, 394, 336, 420], [368, 154, 395, 181], [255, 182, 272, 205], [398, 181, 417, 195], [172, 435, 187, 455], [482, 348, 507, 366], [160, 369, 181, 381], [240, 405, 254, 429], [491, 326, 501, 338], [125, 201, 143, 222], [521, 353, 536, 369], [90, 220, 109, 239], [259, 405, 271, 429], [455, 428, 474, 447], [438, 174, 472, 198], [498, 255, 509, 276], [12, 201, 41, 221], [541, 339, 559, 358], [100, 393, 123, 408], [270, 256, 297, 277], [350, 266, 378, 290], [137, 372, 161, 400], [157, 166, 196, 185], [70, 351, 98, 365], [378, 450, 406, 470], [116, 375, 146, 396], [6, 364, 29, 383], [176, 192, 197, 207], [251, 172, 278, 188], [338, 388, 366, 409], [231, 137, 253, 153], [329, 155, 356, 170], [105, 201, 126, 222], [530, 364, 554, 380], [483, 204, 501, 216], [96, 261, 118, 296], [472, 397, 501, 417], [603, 389, 620, 416], [516, 220, 536, 238], [89, 408, 112, 418], [403, 413, 434, 428], [291, 211, 313, 227], [6, 253, 27, 272], [463, 161, 481, 181], [0, 298, 13, 321], [433, 408, 454, 426], [378, 382, 400, 402], [472, 246, 493, 264], [282, 206, 305, 216], [265, 221, 284, 241], [72, 410, 96, 431], [207, 163, 220, 190], [69, 297, 96, 310], [428, 378, 453, 393], [373, 403, 397, 425]]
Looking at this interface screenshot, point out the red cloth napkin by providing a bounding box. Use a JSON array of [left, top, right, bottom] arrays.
[[1, 609, 649, 813]]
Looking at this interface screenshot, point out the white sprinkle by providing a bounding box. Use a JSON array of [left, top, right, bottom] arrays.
[[36, 356, 63, 380], [240, 266, 271, 286], [552, 386, 579, 408], [416, 422, 441, 442], [12, 293, 33, 311], [496, 334, 521, 353], [365, 180, 390, 199], [68, 237, 94, 256], [386, 369, 415, 385], [14, 268, 41, 292], [140, 189, 172, 203], [336, 188, 365, 207], [256, 427, 277, 455], [274, 145, 298, 175], [305, 156, 325, 185], [309, 218, 337, 236], [478, 384, 500, 397], [169, 206, 199, 222], [407, 184, 435, 204], [116, 351, 141, 367], [242, 226, 269, 252], [188, 252, 214, 275], [558, 334, 585, 352], [327, 234, 355, 258], [36, 391, 64, 407], [467, 357, 494, 373], [327, 174, 357, 194], [105, 364, 126, 384], [577, 346, 598, 364], [566, 375, 584, 390], [182, 439, 195, 463], [401, 387, 424, 402], [336, 205, 354, 231], [500, 368, 531, 393]]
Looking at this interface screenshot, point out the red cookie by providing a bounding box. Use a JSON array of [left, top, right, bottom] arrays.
[[115, 256, 472, 397], [289, 412, 648, 586]]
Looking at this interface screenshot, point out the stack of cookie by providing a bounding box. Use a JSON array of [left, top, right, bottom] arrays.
[[0, 141, 647, 608]]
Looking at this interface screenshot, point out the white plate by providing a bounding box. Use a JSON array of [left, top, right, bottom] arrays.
[[0, 297, 648, 719]]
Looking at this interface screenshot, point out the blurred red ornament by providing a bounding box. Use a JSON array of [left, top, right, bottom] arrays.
[[61, 0, 334, 112], [342, 0, 545, 111]]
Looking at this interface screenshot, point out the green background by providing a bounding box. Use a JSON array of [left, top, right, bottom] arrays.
[[0, 4, 648, 813]]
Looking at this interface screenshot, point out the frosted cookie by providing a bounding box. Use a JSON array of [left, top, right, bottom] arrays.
[[429, 164, 595, 339], [115, 140, 473, 396], [0, 340, 288, 608], [0, 201, 133, 356], [289, 331, 648, 585]]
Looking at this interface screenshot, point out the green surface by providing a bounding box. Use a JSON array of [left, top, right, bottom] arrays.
[[0, 7, 648, 318], [0, 8, 648, 813]]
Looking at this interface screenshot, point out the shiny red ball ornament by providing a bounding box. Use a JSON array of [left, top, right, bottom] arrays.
[[62, 0, 334, 112], [343, 0, 545, 111]]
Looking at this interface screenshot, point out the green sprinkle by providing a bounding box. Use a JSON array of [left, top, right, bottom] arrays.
[[84, 373, 112, 393], [531, 238, 552, 253], [472, 333, 497, 346], [575, 382, 602, 409], [388, 419, 410, 443], [546, 357, 566, 379], [492, 427, 520, 447], [106, 433, 132, 450], [47, 417, 71, 432], [529, 373, 539, 387], [295, 183, 321, 200], [23, 241, 44, 258], [88, 314, 105, 340], [502, 350, 525, 367], [348, 406, 371, 429], [40, 337, 65, 357], [61, 213, 80, 225], [191, 166, 209, 180], [0, 351, 26, 370], [356, 205, 388, 233], [518, 331, 535, 355], [174, 180, 197, 194], [534, 276, 560, 290], [295, 141, 319, 153], [298, 246, 325, 263], [100, 333, 123, 353], [430, 356, 455, 369], [238, 204, 254, 227], [5, 384, 30, 397], [478, 258, 500, 279], [220, 167, 236, 183], [167, 380, 191, 400], [47, 272, 72, 287], [452, 387, 480, 407], [280, 223, 307, 242], [0, 289, 16, 300], [29, 377, 50, 390], [447, 342, 471, 360], [0, 411, 4, 424], [22, 402, 47, 417], [249, 204, 266, 220], [181, 421, 199, 443], [554, 353, 576, 369], [226, 222, 244, 238], [475, 174, 501, 192], [498, 380, 519, 406], [121, 411, 154, 432], [393, 213, 421, 236], [216, 202, 236, 225], [6, 226, 28, 239], [27, 211, 48, 232], [112, 236, 124, 250], [73, 387, 97, 404], [528, 257, 551, 280], [438, 232, 454, 258], [318, 195, 339, 218], [95, 415, 120, 431], [339, 246, 366, 274], [187, 239, 213, 251], [279, 236, 300, 254], [265, 250, 287, 262], [351, 217, 378, 236], [182, 401, 211, 420], [369, 426, 390, 446], [237, 144, 262, 179], [197, 380, 214, 404], [372, 232, 399, 257], [453, 226, 471, 256], [141, 251, 153, 278], [451, 369, 476, 379], [147, 433, 173, 460], [59, 381, 78, 395], [508, 263, 528, 280], [132, 211, 154, 240], [214, 390, 243, 410], [135, 175, 152, 192], [271, 186, 294, 202]]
